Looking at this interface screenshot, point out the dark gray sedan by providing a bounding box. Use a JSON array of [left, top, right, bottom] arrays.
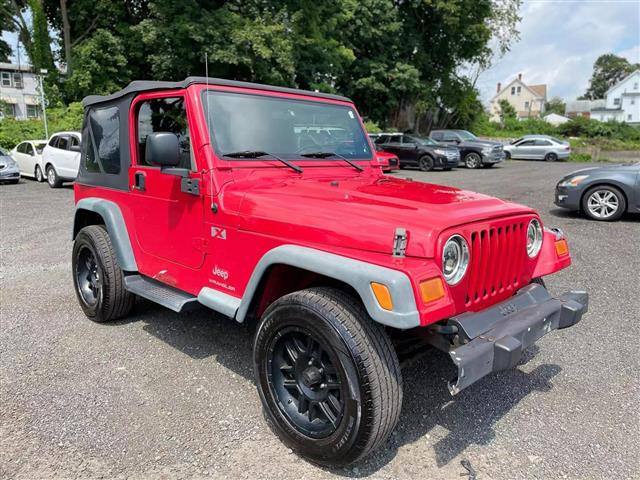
[[555, 162, 640, 221]]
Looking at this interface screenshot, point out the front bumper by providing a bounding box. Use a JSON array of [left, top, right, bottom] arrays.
[[436, 154, 460, 168], [0, 167, 20, 181], [554, 185, 582, 210], [445, 283, 588, 395], [481, 151, 505, 164]]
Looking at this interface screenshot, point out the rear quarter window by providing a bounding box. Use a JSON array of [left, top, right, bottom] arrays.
[[85, 107, 120, 174]]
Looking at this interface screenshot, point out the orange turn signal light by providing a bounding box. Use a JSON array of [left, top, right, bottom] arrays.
[[555, 239, 569, 257], [371, 282, 393, 311], [419, 277, 445, 304]]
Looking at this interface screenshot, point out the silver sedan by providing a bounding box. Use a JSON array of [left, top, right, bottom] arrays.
[[504, 135, 571, 162]]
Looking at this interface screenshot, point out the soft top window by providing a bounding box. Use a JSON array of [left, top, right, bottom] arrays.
[[84, 106, 120, 174]]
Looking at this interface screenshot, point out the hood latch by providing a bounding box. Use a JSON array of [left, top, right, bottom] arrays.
[[392, 228, 407, 257]]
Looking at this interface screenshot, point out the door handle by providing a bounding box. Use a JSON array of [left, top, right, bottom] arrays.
[[134, 172, 146, 191]]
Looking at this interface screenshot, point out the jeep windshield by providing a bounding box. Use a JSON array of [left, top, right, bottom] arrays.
[[202, 90, 372, 162]]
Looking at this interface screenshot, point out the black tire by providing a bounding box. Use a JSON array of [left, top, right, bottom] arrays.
[[72, 225, 135, 322], [504, 151, 511, 160], [581, 185, 626, 221], [482, 163, 495, 168], [443, 167, 452, 171], [46, 165, 62, 188], [254, 287, 402, 466], [8, 179, 20, 184], [418, 155, 434, 172], [532, 277, 546, 288], [35, 165, 45, 182], [464, 152, 482, 169], [545, 152, 558, 162]]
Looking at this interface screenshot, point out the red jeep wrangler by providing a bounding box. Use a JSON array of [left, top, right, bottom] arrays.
[[72, 78, 588, 465]]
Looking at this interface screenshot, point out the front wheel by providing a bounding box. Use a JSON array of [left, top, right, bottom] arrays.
[[418, 155, 434, 172], [46, 165, 62, 188], [464, 152, 482, 169], [582, 185, 626, 221], [254, 287, 402, 466], [72, 225, 135, 322]]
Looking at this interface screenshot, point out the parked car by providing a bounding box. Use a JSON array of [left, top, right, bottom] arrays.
[[429, 129, 505, 169], [71, 77, 587, 466], [375, 150, 400, 173], [0, 147, 20, 184], [504, 135, 571, 162], [41, 131, 82, 188], [555, 162, 640, 221], [10, 140, 48, 182], [373, 133, 459, 171]]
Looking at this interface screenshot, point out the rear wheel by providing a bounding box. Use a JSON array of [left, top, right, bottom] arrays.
[[254, 287, 402, 466], [582, 185, 626, 221], [35, 165, 44, 182], [418, 155, 434, 172], [464, 152, 482, 169], [545, 152, 558, 162], [72, 225, 135, 322], [46, 165, 62, 188]]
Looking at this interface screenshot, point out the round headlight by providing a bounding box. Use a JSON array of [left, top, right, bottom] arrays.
[[526, 219, 543, 257], [442, 234, 470, 285]]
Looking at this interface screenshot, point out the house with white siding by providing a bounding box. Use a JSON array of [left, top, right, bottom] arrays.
[[0, 63, 42, 120], [590, 70, 640, 124]]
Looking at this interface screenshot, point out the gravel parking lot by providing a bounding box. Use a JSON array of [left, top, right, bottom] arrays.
[[1, 160, 638, 479]]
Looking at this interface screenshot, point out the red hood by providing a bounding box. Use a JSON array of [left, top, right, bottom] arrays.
[[227, 171, 535, 258]]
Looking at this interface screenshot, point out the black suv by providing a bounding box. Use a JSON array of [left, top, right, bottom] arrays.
[[429, 130, 504, 169], [372, 133, 459, 171]]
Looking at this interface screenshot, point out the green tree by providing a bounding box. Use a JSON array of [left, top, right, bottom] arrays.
[[581, 54, 639, 100], [498, 99, 517, 120], [63, 29, 131, 98], [545, 97, 566, 116]]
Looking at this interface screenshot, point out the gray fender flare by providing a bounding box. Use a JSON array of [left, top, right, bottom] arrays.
[[227, 245, 420, 329], [73, 198, 138, 272]]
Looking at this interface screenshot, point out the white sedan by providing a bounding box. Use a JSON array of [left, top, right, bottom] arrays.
[[10, 140, 49, 182]]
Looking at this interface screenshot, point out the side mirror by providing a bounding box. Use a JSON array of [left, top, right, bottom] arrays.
[[70, 145, 81, 152], [146, 132, 180, 167]]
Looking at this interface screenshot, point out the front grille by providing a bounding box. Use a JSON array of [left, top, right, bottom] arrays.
[[445, 150, 459, 158], [465, 219, 528, 309]]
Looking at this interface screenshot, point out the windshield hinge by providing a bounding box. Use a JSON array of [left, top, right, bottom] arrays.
[[392, 228, 407, 257]]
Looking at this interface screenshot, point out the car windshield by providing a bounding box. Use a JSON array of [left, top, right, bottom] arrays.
[[456, 130, 477, 141], [408, 136, 437, 146], [35, 142, 47, 154], [202, 90, 372, 161]]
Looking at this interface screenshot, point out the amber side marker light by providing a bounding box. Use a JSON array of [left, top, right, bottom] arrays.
[[555, 239, 569, 257], [371, 282, 393, 311], [419, 277, 445, 304]]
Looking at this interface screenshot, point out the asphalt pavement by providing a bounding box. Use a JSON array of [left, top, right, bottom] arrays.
[[1, 159, 638, 479]]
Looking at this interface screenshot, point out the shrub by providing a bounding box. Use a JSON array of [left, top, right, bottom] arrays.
[[0, 102, 83, 149]]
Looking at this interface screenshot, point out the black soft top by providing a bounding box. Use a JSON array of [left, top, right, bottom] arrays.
[[82, 77, 351, 107]]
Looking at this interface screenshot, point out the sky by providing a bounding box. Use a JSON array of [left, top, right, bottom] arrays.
[[476, 0, 640, 104], [3, 0, 639, 105]]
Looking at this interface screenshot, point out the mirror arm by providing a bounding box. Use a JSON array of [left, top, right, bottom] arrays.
[[160, 166, 190, 177]]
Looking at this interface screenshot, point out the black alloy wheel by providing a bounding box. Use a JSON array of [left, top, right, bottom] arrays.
[[545, 152, 558, 162], [418, 155, 435, 172], [254, 287, 402, 466]]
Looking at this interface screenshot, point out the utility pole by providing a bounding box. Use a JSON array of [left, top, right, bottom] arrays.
[[39, 69, 49, 139]]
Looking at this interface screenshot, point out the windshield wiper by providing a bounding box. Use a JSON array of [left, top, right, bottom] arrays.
[[223, 150, 303, 173], [300, 152, 364, 171]]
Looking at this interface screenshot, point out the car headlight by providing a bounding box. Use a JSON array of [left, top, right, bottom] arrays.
[[526, 219, 543, 258], [442, 235, 470, 285], [434, 148, 446, 155], [482, 147, 493, 153], [559, 175, 589, 187]]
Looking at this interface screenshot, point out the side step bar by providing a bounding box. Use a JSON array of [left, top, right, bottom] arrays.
[[124, 275, 198, 312]]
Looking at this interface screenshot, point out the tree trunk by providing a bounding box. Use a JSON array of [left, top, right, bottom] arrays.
[[60, 0, 72, 75]]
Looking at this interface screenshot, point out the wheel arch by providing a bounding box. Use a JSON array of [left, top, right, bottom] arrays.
[[580, 182, 629, 213], [226, 245, 420, 329], [73, 198, 138, 271]]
